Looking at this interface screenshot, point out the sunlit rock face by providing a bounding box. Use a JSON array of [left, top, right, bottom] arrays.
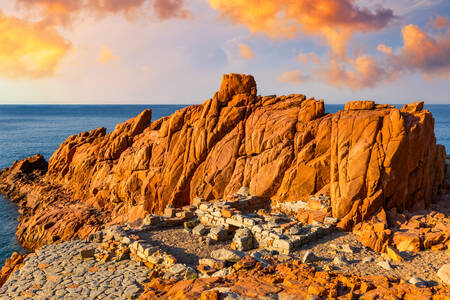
[[0, 74, 446, 250]]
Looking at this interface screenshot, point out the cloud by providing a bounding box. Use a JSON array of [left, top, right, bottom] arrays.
[[207, 0, 396, 58], [377, 44, 392, 54], [428, 15, 450, 30], [277, 70, 310, 84], [16, 0, 190, 26], [317, 23, 449, 90], [87, 0, 147, 19], [98, 45, 120, 65], [237, 43, 254, 59], [391, 24, 450, 78], [297, 51, 321, 64], [0, 10, 71, 79], [359, 0, 444, 15], [16, 0, 83, 26], [317, 56, 395, 90], [5, 0, 190, 80], [153, 0, 190, 20]]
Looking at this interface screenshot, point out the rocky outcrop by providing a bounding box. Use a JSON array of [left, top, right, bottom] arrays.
[[0, 252, 26, 287], [138, 259, 450, 299], [0, 73, 446, 251]]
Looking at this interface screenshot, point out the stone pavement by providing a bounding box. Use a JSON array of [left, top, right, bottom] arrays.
[[0, 240, 149, 300]]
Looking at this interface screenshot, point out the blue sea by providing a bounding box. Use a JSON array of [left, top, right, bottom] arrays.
[[0, 104, 449, 266]]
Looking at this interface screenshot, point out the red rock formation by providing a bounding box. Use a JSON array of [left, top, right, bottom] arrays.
[[0, 74, 446, 251], [0, 252, 27, 287], [138, 259, 450, 299]]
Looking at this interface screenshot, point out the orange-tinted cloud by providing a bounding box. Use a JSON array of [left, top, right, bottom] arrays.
[[16, 0, 190, 26], [237, 43, 254, 59], [297, 51, 321, 65], [318, 23, 449, 90], [0, 10, 71, 79], [278, 70, 310, 84], [376, 44, 392, 55], [317, 56, 395, 90], [207, 0, 395, 58], [388, 24, 450, 78], [16, 0, 83, 26], [87, 0, 147, 19], [98, 45, 120, 65], [429, 15, 450, 30], [153, 0, 190, 20]]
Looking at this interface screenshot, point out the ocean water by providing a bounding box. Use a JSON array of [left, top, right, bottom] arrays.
[[0, 104, 448, 266], [0, 105, 186, 266]]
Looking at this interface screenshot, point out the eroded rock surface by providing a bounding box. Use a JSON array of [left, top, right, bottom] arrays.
[[0, 252, 26, 288], [0, 73, 446, 251]]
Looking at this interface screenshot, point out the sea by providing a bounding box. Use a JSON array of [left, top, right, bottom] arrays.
[[0, 104, 449, 266]]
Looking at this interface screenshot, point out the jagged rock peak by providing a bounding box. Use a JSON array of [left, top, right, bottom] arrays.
[[217, 73, 257, 105]]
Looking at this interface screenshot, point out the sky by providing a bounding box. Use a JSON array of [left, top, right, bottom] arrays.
[[0, 0, 449, 104]]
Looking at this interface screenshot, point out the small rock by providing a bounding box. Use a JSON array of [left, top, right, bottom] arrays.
[[386, 246, 404, 262], [193, 224, 208, 236], [377, 260, 393, 271], [122, 237, 131, 245], [237, 186, 250, 196], [234, 256, 257, 270], [164, 207, 176, 218], [211, 249, 245, 263], [323, 217, 338, 226], [409, 277, 427, 287], [184, 267, 197, 279], [288, 226, 301, 235], [273, 239, 293, 255], [205, 238, 216, 246], [184, 220, 198, 229], [234, 228, 252, 238], [232, 236, 253, 251], [193, 197, 205, 207], [88, 232, 103, 243], [199, 258, 226, 269], [232, 228, 254, 251], [437, 264, 450, 285], [143, 215, 161, 226], [147, 255, 163, 265], [177, 211, 194, 219], [333, 255, 349, 266], [341, 244, 354, 254], [209, 226, 229, 241], [169, 264, 187, 275], [302, 251, 320, 263], [80, 249, 95, 259], [362, 257, 374, 264]]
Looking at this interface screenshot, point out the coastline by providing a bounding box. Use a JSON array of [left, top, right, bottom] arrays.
[[0, 195, 25, 266], [0, 74, 449, 298]]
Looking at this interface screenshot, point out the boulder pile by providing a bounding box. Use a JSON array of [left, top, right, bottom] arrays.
[[139, 257, 450, 299], [354, 200, 450, 253]]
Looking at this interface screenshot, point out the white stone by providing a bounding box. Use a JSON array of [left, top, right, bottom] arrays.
[[302, 251, 319, 263], [211, 249, 245, 263], [437, 264, 450, 286], [193, 224, 208, 236], [377, 261, 393, 271]]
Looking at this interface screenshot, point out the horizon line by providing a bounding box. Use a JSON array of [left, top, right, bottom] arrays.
[[0, 102, 449, 106]]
